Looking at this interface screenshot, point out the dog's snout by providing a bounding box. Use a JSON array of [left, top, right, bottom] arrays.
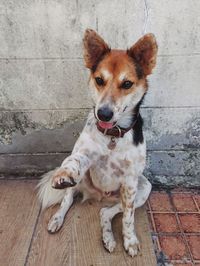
[[97, 106, 113, 122]]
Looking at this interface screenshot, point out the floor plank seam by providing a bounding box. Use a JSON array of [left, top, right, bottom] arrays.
[[24, 205, 42, 266]]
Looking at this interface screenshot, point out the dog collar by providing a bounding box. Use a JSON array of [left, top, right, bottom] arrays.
[[96, 123, 132, 138], [96, 113, 139, 138]]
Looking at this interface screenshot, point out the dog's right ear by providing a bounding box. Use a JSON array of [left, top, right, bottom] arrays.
[[127, 33, 158, 77], [83, 29, 110, 71]]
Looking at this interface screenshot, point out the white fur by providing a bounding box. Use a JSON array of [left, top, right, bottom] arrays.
[[118, 72, 127, 81], [102, 69, 112, 80], [37, 169, 66, 209], [100, 203, 122, 252], [47, 187, 76, 233]]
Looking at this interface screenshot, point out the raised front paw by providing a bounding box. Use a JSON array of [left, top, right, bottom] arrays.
[[52, 168, 77, 189], [124, 235, 140, 257]]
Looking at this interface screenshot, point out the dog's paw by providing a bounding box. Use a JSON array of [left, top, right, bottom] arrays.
[[51, 168, 77, 189], [102, 234, 116, 253], [105, 240, 116, 253], [47, 215, 64, 233], [124, 235, 140, 257]]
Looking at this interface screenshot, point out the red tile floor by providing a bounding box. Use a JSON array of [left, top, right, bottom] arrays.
[[147, 190, 200, 266]]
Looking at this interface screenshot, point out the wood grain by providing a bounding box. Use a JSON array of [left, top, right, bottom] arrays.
[[27, 200, 156, 266], [0, 180, 40, 266]]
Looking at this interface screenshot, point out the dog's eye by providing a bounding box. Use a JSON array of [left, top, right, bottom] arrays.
[[121, 80, 134, 89], [95, 77, 104, 86]]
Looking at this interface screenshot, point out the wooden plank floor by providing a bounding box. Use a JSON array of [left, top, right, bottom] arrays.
[[0, 180, 40, 266], [0, 180, 156, 266]]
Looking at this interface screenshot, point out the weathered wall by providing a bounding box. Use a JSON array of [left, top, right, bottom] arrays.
[[0, 0, 199, 187]]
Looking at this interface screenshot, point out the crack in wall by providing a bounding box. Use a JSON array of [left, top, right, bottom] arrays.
[[143, 0, 150, 35]]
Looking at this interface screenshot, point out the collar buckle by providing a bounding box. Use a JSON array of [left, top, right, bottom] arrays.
[[115, 125, 122, 138], [103, 128, 108, 135]]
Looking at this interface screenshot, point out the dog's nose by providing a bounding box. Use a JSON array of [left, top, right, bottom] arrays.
[[97, 106, 113, 122]]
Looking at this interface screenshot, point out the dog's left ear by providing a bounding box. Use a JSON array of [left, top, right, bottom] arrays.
[[127, 33, 158, 77], [83, 29, 110, 71]]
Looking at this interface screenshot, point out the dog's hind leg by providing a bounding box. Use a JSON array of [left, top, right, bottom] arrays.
[[100, 203, 122, 253], [47, 187, 77, 233], [134, 175, 152, 209]]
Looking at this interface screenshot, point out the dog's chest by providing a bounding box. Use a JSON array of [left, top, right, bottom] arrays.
[[90, 152, 123, 191], [90, 136, 146, 192]]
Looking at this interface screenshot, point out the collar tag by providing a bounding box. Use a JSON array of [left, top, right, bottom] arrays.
[[108, 136, 116, 150]]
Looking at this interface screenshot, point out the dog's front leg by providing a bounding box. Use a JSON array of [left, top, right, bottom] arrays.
[[47, 187, 76, 233], [51, 151, 93, 189], [121, 176, 140, 257]]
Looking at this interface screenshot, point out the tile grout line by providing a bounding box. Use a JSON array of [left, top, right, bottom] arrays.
[[168, 191, 195, 265], [171, 259, 189, 264], [23, 205, 42, 266], [192, 196, 200, 213], [163, 190, 200, 195], [147, 210, 200, 214], [147, 200, 161, 251], [150, 232, 200, 237], [192, 195, 200, 265], [170, 190, 198, 194]]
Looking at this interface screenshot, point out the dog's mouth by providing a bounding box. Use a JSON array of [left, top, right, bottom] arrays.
[[94, 106, 116, 129], [97, 121, 114, 129]]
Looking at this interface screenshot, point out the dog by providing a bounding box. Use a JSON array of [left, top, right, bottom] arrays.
[[38, 29, 158, 257]]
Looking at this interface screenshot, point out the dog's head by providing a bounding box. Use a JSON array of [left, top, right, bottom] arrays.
[[83, 29, 158, 129]]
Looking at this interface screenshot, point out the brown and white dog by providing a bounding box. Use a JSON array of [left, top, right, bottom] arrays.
[[38, 29, 158, 257]]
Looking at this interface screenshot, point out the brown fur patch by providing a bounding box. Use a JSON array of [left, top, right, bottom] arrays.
[[99, 155, 109, 168], [118, 159, 131, 168], [120, 185, 136, 209], [90, 49, 151, 104], [91, 50, 141, 101], [113, 169, 124, 177], [120, 186, 126, 208], [110, 161, 118, 169], [100, 155, 109, 161]]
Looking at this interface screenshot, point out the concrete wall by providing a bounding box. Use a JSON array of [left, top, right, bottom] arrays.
[[0, 0, 199, 187]]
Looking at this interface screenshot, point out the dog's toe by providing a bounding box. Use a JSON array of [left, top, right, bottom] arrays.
[[104, 239, 116, 253], [102, 234, 116, 253], [124, 236, 140, 257], [51, 168, 77, 189], [52, 177, 76, 189], [126, 243, 140, 257], [47, 215, 64, 233]]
